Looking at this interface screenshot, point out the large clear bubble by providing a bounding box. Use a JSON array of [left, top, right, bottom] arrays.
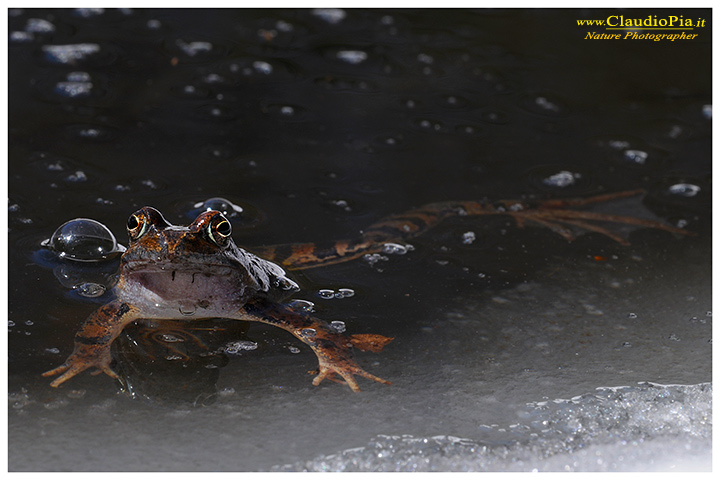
[[43, 218, 125, 261]]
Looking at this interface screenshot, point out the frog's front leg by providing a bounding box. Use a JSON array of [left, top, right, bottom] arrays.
[[43, 300, 140, 387], [238, 300, 392, 392]]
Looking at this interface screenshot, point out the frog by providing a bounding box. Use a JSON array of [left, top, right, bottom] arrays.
[[43, 206, 393, 392], [43, 189, 689, 391]]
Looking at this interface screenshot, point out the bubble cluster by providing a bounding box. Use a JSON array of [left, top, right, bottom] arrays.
[[318, 288, 355, 300], [223, 341, 258, 355], [42, 43, 100, 65], [382, 243, 412, 255]]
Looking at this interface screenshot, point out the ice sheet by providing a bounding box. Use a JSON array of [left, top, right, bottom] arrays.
[[277, 382, 712, 472]]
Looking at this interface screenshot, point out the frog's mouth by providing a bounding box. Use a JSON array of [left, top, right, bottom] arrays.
[[123, 259, 235, 276]]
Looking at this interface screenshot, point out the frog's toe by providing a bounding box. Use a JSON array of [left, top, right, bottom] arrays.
[[313, 367, 361, 392], [312, 360, 390, 392], [43, 363, 88, 388], [90, 365, 119, 379], [357, 369, 392, 386]]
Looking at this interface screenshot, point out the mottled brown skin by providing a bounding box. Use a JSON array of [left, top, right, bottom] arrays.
[[43, 190, 688, 391]]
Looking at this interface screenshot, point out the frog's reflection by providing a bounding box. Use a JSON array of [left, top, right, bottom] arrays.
[[112, 318, 248, 406]]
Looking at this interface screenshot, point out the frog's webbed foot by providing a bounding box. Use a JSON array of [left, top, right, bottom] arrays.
[[42, 345, 118, 387], [311, 355, 391, 392], [43, 300, 139, 387], [239, 301, 392, 392], [505, 189, 692, 245]]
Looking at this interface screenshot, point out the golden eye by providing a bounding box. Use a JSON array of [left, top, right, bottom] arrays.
[[127, 212, 148, 240], [208, 217, 232, 246]]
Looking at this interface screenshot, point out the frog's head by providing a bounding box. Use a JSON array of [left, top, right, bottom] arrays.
[[121, 206, 238, 272]]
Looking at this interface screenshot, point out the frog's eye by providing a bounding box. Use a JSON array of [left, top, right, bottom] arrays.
[[208, 216, 232, 247], [127, 212, 149, 240]]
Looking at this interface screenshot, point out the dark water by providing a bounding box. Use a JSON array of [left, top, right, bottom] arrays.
[[7, 8, 711, 471]]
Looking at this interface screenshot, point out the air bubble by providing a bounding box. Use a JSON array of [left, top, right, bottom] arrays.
[[202, 73, 225, 84], [417, 53, 434, 64], [276, 20, 293, 32], [331, 199, 350, 211], [68, 71, 91, 82], [382, 243, 408, 255], [329, 321, 346, 333], [702, 104, 711, 119], [42, 43, 101, 65], [363, 253, 389, 266], [461, 232, 476, 245], [623, 149, 648, 165], [159, 334, 184, 343], [43, 218, 125, 261], [668, 183, 700, 197], [55, 80, 93, 98], [176, 39, 212, 57], [253, 61, 273, 74], [288, 299, 315, 313], [336, 50, 367, 64], [336, 288, 355, 298], [312, 8, 346, 24], [10, 31, 33, 42], [223, 341, 258, 355], [318, 289, 335, 299], [288, 346, 301, 354], [543, 171, 581, 188], [74, 282, 106, 298], [73, 8, 104, 17], [26, 18, 55, 33], [66, 170, 88, 182], [300, 328, 317, 337], [627, 313, 637, 319], [534, 96, 560, 112]]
